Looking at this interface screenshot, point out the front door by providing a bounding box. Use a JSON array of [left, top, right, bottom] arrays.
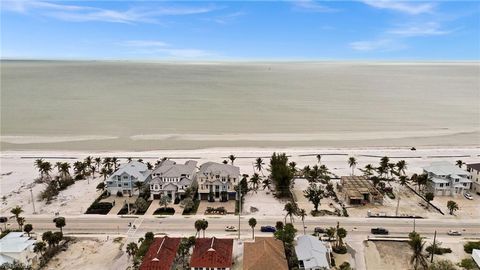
[[215, 185, 220, 198]]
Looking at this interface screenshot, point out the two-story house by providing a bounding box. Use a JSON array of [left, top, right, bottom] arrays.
[[423, 161, 471, 196], [148, 160, 197, 200], [197, 162, 239, 201], [466, 163, 480, 194], [105, 161, 151, 196]]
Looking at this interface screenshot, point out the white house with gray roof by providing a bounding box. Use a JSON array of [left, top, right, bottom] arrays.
[[295, 235, 331, 270], [423, 161, 471, 196], [197, 162, 239, 201], [148, 160, 197, 200], [0, 232, 37, 266], [105, 161, 151, 196]]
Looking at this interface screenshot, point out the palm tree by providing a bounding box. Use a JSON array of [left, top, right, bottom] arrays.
[[112, 157, 119, 170], [100, 168, 109, 180], [84, 156, 93, 170], [248, 218, 257, 240], [262, 178, 272, 190], [33, 241, 47, 256], [348, 157, 357, 176], [396, 160, 407, 176], [103, 157, 112, 171], [302, 165, 311, 178], [146, 162, 153, 170], [194, 220, 202, 238], [362, 164, 375, 177], [326, 227, 336, 241], [59, 162, 71, 180], [409, 234, 428, 270], [288, 161, 297, 175], [399, 175, 408, 186], [254, 158, 264, 175], [249, 173, 260, 192], [23, 224, 33, 236], [200, 219, 208, 238], [134, 181, 143, 194], [228, 155, 236, 165], [94, 157, 101, 172], [34, 159, 45, 179], [53, 217, 66, 233], [17, 217, 25, 230], [456, 160, 464, 168], [316, 154, 322, 165], [336, 227, 347, 248], [222, 160, 228, 164], [126, 242, 138, 259], [283, 202, 297, 224], [447, 200, 459, 215], [10, 206, 23, 221], [73, 161, 85, 178], [55, 162, 63, 174], [308, 165, 321, 183], [40, 161, 53, 180], [298, 208, 307, 235]]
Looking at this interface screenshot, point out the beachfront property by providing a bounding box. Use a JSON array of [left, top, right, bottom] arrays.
[[423, 162, 471, 196], [197, 162, 239, 201], [105, 161, 151, 196], [466, 163, 480, 194], [472, 249, 480, 268], [295, 235, 331, 270], [148, 160, 197, 200], [0, 232, 37, 266], [189, 237, 233, 270], [139, 236, 181, 270], [243, 237, 288, 270], [340, 176, 383, 205]]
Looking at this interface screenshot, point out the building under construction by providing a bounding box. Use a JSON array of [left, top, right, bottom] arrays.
[[340, 176, 383, 205]]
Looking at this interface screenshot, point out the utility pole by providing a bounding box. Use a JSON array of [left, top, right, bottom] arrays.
[[30, 188, 36, 214], [413, 217, 416, 232], [238, 183, 241, 241], [430, 230, 437, 263], [395, 197, 400, 216]]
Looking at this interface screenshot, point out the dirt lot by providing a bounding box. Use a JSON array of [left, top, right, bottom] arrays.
[[293, 178, 341, 216], [45, 237, 128, 270], [431, 192, 480, 219], [364, 241, 412, 270]]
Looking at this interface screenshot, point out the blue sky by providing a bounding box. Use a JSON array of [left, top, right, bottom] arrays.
[[1, 1, 479, 60]]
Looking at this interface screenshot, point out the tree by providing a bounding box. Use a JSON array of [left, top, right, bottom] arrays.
[[249, 173, 260, 192], [348, 157, 357, 176], [17, 217, 25, 230], [59, 162, 71, 180], [94, 157, 102, 172], [35, 159, 45, 179], [396, 160, 407, 176], [200, 219, 208, 238], [23, 224, 33, 237], [248, 218, 257, 239], [316, 154, 322, 165], [339, 262, 352, 270], [447, 201, 459, 215], [284, 202, 297, 224], [33, 241, 46, 255], [0, 260, 32, 270], [222, 160, 228, 164], [326, 227, 336, 241], [100, 168, 109, 180], [362, 164, 375, 177], [336, 227, 347, 248], [194, 219, 202, 238], [112, 157, 119, 170], [275, 221, 284, 231], [255, 158, 264, 175], [427, 259, 456, 270], [307, 165, 321, 183], [135, 197, 149, 213], [181, 198, 195, 212], [10, 206, 23, 228], [274, 223, 297, 245], [53, 217, 66, 233], [126, 242, 138, 259], [456, 160, 464, 168], [176, 237, 196, 269], [458, 258, 477, 270], [269, 153, 294, 197], [303, 184, 324, 212], [425, 192, 434, 209], [409, 233, 428, 270], [159, 196, 171, 210], [134, 181, 143, 194], [228, 154, 236, 165], [52, 232, 63, 246], [42, 231, 54, 246], [262, 178, 272, 190], [399, 175, 408, 186], [298, 209, 307, 235], [288, 162, 297, 175]]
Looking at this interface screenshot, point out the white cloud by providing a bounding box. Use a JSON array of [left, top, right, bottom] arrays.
[[361, 0, 434, 15], [1, 0, 217, 23], [349, 39, 405, 51], [293, 0, 337, 12], [208, 11, 245, 24], [121, 40, 213, 58], [388, 22, 451, 37]]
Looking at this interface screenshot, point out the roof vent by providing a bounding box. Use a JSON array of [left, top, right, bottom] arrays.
[[152, 258, 160, 262], [208, 237, 216, 252]]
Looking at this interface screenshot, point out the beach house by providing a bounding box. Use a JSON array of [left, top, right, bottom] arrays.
[[148, 160, 197, 200], [189, 237, 233, 270], [295, 235, 331, 270], [105, 161, 151, 196], [243, 237, 288, 270], [466, 163, 480, 194], [423, 161, 471, 196], [0, 232, 37, 267], [197, 162, 239, 201], [139, 236, 181, 270]]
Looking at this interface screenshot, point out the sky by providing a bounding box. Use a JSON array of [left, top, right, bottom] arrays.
[[1, 0, 479, 60]]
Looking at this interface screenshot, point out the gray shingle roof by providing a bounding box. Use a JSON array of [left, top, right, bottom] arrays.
[[423, 161, 469, 176], [295, 235, 329, 269], [198, 162, 240, 178]]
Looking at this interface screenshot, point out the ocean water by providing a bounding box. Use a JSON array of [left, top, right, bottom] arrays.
[[1, 61, 479, 150]]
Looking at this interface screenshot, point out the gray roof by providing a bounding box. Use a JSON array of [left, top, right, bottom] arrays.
[[198, 162, 240, 178], [152, 160, 197, 178], [0, 232, 35, 255], [467, 163, 480, 172], [431, 177, 449, 184], [108, 161, 150, 182], [294, 235, 329, 269], [423, 162, 469, 176]]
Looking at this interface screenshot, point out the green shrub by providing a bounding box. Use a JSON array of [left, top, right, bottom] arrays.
[[333, 245, 347, 254], [426, 244, 452, 255], [153, 207, 175, 215], [464, 241, 480, 254]]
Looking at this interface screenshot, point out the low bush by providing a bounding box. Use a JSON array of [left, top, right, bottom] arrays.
[[182, 200, 200, 215], [333, 245, 348, 254], [426, 245, 452, 255], [153, 207, 175, 215], [96, 182, 105, 190], [464, 241, 480, 254], [386, 192, 396, 199], [85, 202, 113, 215], [174, 197, 180, 204], [116, 191, 123, 197], [205, 206, 227, 215], [117, 203, 135, 215]]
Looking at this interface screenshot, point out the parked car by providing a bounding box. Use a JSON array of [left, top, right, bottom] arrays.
[[225, 226, 238, 232], [447, 230, 462, 236], [260, 226, 276, 233], [464, 192, 473, 200], [314, 227, 325, 234], [371, 227, 389, 235]]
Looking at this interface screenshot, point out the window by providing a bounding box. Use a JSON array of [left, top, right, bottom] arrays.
[[123, 182, 129, 186], [439, 184, 444, 187], [118, 184, 122, 187]]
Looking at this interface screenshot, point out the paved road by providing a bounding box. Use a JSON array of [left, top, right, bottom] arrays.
[[6, 215, 480, 239]]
